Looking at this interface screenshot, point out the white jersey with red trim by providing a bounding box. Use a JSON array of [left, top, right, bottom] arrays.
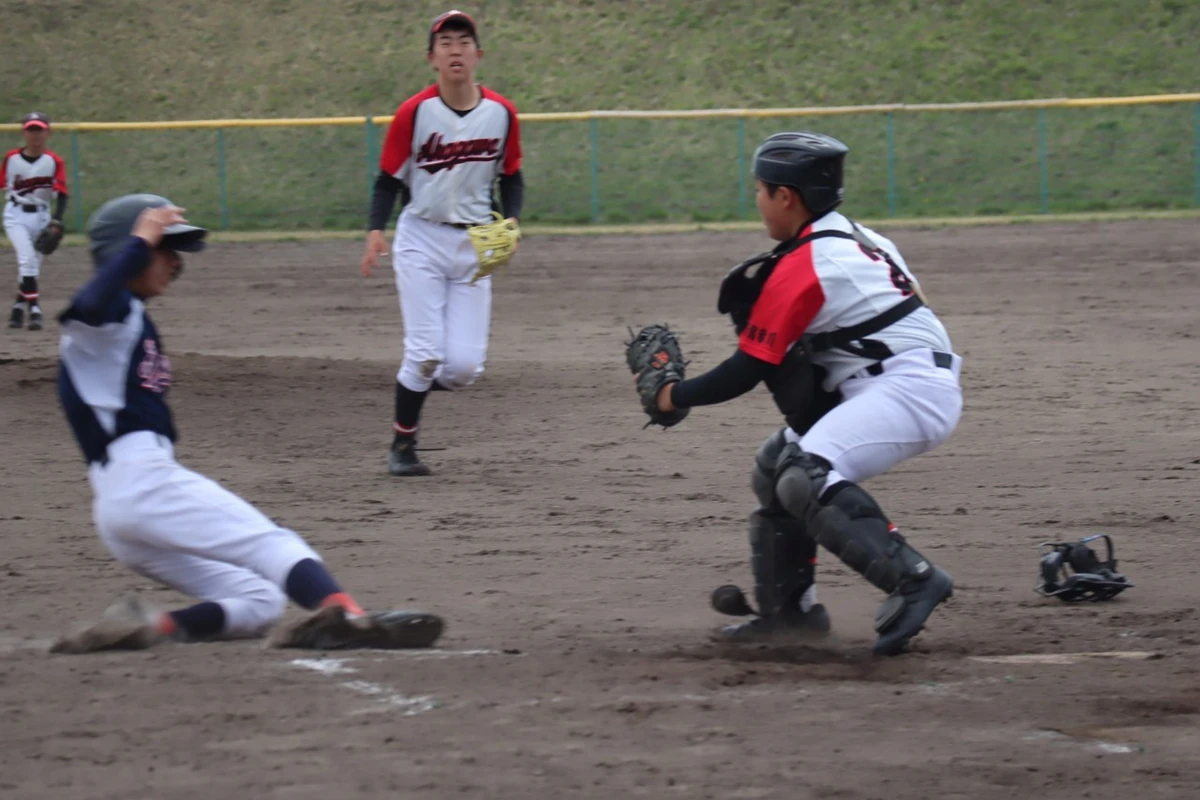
[[379, 84, 522, 225], [739, 211, 953, 391], [2, 148, 68, 210]]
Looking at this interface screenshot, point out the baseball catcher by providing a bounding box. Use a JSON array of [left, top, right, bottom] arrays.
[[625, 131, 965, 656]]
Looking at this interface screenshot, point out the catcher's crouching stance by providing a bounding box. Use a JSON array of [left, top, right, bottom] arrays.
[[627, 132, 964, 656], [51, 194, 445, 655]]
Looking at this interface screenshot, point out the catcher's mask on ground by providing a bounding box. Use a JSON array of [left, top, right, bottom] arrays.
[[1035, 534, 1133, 602]]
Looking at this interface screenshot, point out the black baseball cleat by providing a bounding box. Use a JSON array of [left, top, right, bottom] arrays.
[[271, 606, 445, 650], [27, 308, 43, 331], [388, 438, 431, 477], [718, 605, 833, 642], [8, 306, 23, 329], [871, 566, 954, 656]]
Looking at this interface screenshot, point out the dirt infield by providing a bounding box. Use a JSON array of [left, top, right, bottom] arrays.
[[2, 220, 1198, 799]]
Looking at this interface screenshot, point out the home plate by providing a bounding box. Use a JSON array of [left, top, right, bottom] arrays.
[[969, 651, 1160, 665]]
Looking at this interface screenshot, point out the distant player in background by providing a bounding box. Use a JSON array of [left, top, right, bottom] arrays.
[[361, 9, 524, 477], [51, 193, 445, 654], [3, 112, 68, 331]]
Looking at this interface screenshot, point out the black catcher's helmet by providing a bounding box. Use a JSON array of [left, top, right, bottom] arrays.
[[752, 131, 849, 217]]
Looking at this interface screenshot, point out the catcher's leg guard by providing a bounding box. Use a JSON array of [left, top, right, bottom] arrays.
[[713, 509, 831, 641], [750, 429, 789, 508], [808, 481, 953, 656], [773, 443, 832, 522]]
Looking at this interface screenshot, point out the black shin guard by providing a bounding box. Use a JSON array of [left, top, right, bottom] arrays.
[[749, 508, 818, 617], [810, 481, 952, 654], [809, 482, 931, 591]]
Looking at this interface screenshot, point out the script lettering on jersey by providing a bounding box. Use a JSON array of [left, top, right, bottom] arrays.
[[12, 175, 54, 196], [138, 339, 173, 393], [417, 133, 501, 174]]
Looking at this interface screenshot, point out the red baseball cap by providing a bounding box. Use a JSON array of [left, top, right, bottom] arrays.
[[428, 9, 478, 49], [22, 112, 50, 131]]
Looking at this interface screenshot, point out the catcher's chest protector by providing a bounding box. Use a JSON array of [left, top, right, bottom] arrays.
[[718, 231, 844, 433]]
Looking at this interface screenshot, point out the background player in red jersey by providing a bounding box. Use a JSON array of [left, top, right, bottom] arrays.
[[361, 9, 524, 477], [3, 112, 69, 331]]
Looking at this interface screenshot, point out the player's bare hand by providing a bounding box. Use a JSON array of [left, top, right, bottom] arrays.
[[657, 382, 676, 412], [361, 230, 389, 277], [132, 206, 187, 248], [508, 218, 520, 255]]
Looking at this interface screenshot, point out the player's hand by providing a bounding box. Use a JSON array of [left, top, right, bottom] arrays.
[[132, 206, 187, 248], [657, 382, 676, 413], [507, 218, 520, 255], [361, 230, 389, 277]]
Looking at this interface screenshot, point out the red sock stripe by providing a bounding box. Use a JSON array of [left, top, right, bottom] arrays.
[[393, 422, 417, 435], [20, 291, 38, 301]]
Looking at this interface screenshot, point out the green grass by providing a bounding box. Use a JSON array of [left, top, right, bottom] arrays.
[[1, 0, 1197, 230]]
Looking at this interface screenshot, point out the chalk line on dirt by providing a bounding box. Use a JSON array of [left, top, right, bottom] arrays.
[[969, 651, 1160, 665], [288, 657, 438, 716]]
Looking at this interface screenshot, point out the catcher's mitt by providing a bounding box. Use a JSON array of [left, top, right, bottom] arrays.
[[625, 323, 691, 429], [468, 211, 520, 284], [34, 219, 65, 255]]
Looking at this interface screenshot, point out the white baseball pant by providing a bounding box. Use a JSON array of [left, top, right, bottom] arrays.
[[3, 203, 50, 279], [87, 431, 323, 638], [786, 348, 964, 490], [392, 209, 492, 392]]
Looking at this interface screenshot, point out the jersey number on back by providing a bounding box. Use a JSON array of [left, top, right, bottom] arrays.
[[858, 243, 928, 303]]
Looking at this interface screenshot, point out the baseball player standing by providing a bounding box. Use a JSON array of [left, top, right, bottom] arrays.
[[361, 9, 524, 477], [3, 112, 68, 331], [628, 132, 963, 656], [51, 194, 446, 654]]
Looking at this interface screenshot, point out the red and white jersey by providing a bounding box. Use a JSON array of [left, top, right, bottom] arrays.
[[740, 211, 952, 390], [2, 148, 68, 210], [379, 84, 522, 225]]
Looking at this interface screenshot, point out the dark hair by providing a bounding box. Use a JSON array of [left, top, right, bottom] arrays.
[[763, 183, 804, 205], [429, 19, 478, 51]]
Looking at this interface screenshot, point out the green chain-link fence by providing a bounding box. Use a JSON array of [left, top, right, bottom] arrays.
[[12, 95, 1199, 233]]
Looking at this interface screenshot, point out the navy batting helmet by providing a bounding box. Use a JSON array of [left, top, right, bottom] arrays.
[[86, 193, 207, 267], [753, 132, 849, 217]]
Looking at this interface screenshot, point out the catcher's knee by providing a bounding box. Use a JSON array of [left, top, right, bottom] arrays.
[[751, 429, 789, 508], [774, 444, 832, 521]]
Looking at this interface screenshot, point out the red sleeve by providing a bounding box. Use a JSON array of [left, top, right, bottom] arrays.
[[51, 151, 69, 195], [0, 150, 17, 191], [483, 88, 522, 175], [379, 87, 436, 177], [738, 246, 825, 365]]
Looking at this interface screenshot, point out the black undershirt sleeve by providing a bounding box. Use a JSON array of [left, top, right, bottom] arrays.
[[54, 193, 68, 221], [368, 170, 410, 231], [670, 348, 776, 409], [498, 169, 524, 219]]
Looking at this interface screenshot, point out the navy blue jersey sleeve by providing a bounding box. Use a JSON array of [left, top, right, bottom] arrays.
[[60, 236, 152, 326]]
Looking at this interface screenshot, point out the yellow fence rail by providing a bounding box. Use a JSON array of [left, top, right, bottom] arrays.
[[5, 91, 1198, 230]]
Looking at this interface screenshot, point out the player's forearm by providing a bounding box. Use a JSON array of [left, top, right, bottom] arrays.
[[368, 171, 408, 231], [70, 237, 151, 322], [498, 169, 524, 219], [671, 349, 774, 408], [55, 193, 68, 220]]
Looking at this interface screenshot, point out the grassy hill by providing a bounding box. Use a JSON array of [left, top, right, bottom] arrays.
[[2, 0, 1197, 229]]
